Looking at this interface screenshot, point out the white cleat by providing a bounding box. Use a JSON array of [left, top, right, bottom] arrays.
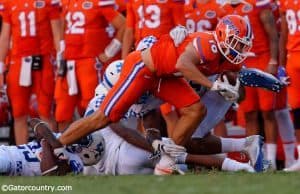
[[154, 154, 184, 175], [239, 163, 255, 173], [283, 160, 300, 172], [243, 135, 264, 172]]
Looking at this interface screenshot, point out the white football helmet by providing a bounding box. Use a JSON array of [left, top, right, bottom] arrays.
[[94, 83, 108, 97], [102, 60, 124, 90], [75, 131, 105, 166]]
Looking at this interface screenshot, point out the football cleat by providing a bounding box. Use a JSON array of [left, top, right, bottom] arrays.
[[283, 160, 300, 172], [154, 154, 185, 175], [243, 135, 264, 172]]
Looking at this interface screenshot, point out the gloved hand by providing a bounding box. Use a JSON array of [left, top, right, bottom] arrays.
[[152, 139, 186, 156], [211, 75, 240, 102], [169, 25, 188, 47], [53, 147, 69, 160]]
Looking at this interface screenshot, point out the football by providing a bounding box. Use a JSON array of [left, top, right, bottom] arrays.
[[218, 71, 245, 102]]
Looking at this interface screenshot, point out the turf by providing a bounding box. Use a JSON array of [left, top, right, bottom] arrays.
[[1, 172, 300, 194]]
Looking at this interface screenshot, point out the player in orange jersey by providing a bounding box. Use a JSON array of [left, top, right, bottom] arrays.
[[55, 0, 125, 131], [0, 0, 62, 144], [44, 15, 253, 172], [279, 0, 300, 171], [221, 0, 280, 169], [184, 0, 225, 33], [122, 0, 186, 58]]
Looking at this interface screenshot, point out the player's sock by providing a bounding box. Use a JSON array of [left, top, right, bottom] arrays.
[[297, 144, 300, 161], [276, 109, 295, 142], [221, 158, 254, 172], [283, 143, 296, 168], [220, 137, 246, 153], [265, 143, 277, 170]]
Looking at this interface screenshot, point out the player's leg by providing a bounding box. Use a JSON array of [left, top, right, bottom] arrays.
[[275, 88, 296, 168], [259, 88, 278, 170], [6, 57, 31, 144], [154, 77, 205, 146], [58, 52, 156, 146], [34, 54, 56, 131]]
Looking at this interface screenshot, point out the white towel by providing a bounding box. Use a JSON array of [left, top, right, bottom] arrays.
[[19, 56, 32, 86], [66, 60, 78, 95]]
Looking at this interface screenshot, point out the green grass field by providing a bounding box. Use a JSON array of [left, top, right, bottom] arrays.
[[1, 172, 300, 194]]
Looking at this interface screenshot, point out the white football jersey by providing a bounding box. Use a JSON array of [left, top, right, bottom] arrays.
[[0, 138, 84, 176]]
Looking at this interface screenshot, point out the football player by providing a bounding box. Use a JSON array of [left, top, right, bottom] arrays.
[[55, 0, 126, 131], [279, 0, 300, 171], [122, 0, 186, 58], [221, 0, 280, 170], [0, 0, 61, 144]]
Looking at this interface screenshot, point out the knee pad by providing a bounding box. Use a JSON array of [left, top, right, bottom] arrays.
[[292, 108, 300, 129]]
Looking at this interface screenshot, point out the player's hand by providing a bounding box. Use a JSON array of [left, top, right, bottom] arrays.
[[211, 75, 240, 102], [152, 139, 186, 155], [169, 25, 188, 47], [98, 52, 110, 63], [277, 65, 290, 86]]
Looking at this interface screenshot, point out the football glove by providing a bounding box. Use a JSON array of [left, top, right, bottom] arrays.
[[211, 75, 240, 102], [169, 25, 188, 47]]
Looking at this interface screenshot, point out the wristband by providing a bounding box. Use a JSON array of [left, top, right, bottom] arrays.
[[0, 61, 5, 74], [104, 38, 122, 58]]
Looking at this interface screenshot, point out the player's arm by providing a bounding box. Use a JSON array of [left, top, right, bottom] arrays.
[[259, 7, 279, 74], [279, 10, 288, 67], [175, 43, 213, 89], [109, 123, 154, 153], [99, 8, 125, 63], [0, 21, 10, 88], [122, 2, 135, 58], [50, 19, 63, 52]]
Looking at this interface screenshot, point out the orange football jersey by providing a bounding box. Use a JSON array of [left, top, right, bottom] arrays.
[[2, 0, 60, 57], [184, 0, 225, 32], [150, 32, 240, 76], [62, 0, 119, 59], [126, 0, 185, 43], [221, 0, 272, 54], [279, 0, 300, 52]]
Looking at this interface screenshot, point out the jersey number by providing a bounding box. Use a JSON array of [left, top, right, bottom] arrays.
[[286, 9, 300, 35], [17, 145, 39, 162], [65, 12, 85, 34], [186, 19, 212, 33], [18, 11, 36, 37], [137, 5, 161, 29]]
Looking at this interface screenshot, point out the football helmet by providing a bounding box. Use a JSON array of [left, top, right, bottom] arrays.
[[73, 131, 105, 166], [135, 35, 157, 51], [102, 60, 124, 90], [214, 14, 253, 64]]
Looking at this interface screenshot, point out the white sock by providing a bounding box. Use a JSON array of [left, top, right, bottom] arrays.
[[297, 145, 300, 160], [221, 158, 253, 172], [265, 143, 277, 169], [220, 137, 246, 153], [283, 143, 296, 167], [276, 108, 296, 143]]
